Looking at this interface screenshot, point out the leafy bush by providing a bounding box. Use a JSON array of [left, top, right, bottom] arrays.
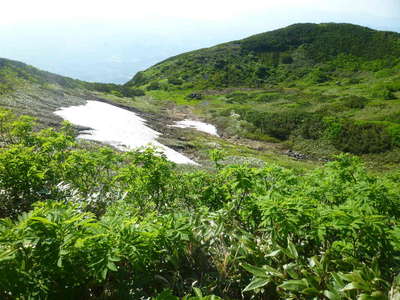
[[370, 85, 397, 100], [225, 92, 249, 103], [254, 92, 280, 103], [0, 109, 399, 299], [306, 68, 330, 84], [147, 81, 161, 91], [387, 123, 400, 147], [168, 77, 183, 86], [237, 109, 313, 140], [326, 119, 393, 154], [281, 54, 293, 64], [129, 71, 148, 86], [341, 95, 368, 109], [129, 88, 146, 96]]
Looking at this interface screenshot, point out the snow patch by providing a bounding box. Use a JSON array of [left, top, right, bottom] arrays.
[[172, 119, 219, 136], [54, 101, 198, 165]]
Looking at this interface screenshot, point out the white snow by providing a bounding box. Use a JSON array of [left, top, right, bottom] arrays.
[[172, 119, 219, 136], [54, 100, 198, 165]]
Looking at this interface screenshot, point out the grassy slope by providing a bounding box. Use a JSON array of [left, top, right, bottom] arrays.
[[125, 23, 400, 89], [0, 57, 311, 171], [2, 23, 400, 171], [125, 23, 400, 171], [0, 58, 144, 127], [0, 58, 98, 127]]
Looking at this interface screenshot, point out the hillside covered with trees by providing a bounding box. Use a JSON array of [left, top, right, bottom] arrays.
[[125, 23, 400, 169], [126, 23, 400, 89]]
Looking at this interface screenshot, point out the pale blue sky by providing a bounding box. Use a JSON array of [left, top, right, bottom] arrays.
[[1, 0, 399, 83]]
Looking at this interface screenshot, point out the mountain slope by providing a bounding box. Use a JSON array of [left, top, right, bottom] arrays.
[[126, 23, 400, 89], [0, 58, 98, 125], [1, 23, 400, 170], [124, 23, 400, 170], [0, 58, 146, 127]]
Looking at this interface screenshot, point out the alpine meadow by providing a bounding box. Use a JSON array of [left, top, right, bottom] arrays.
[[0, 22, 400, 299]]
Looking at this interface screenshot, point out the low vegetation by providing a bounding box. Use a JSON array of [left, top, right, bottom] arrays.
[[125, 23, 400, 168], [125, 23, 400, 89], [0, 109, 399, 299]]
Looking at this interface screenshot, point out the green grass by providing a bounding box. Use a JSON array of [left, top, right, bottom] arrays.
[[134, 64, 400, 172], [146, 89, 201, 105]]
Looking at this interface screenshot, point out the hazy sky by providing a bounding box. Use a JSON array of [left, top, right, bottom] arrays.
[[1, 0, 399, 83]]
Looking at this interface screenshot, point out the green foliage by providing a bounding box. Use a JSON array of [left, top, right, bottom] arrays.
[[0, 109, 122, 217], [168, 77, 184, 86], [86, 82, 146, 97], [126, 23, 400, 89], [225, 92, 249, 104], [0, 67, 20, 95], [306, 68, 330, 84], [371, 85, 397, 100], [0, 102, 400, 299], [0, 148, 398, 299], [241, 23, 400, 60], [237, 108, 314, 140], [325, 119, 393, 154], [387, 123, 400, 147], [341, 95, 369, 109], [115, 148, 177, 213], [147, 81, 161, 91], [0, 57, 86, 90]]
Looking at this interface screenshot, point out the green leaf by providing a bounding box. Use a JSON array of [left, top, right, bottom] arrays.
[[101, 267, 108, 280], [266, 249, 281, 257], [57, 256, 63, 267], [283, 263, 299, 279], [263, 265, 283, 277], [108, 255, 121, 262], [107, 261, 118, 271], [278, 279, 309, 292], [30, 216, 56, 226], [74, 238, 85, 248], [243, 278, 270, 292], [340, 282, 366, 292], [323, 290, 341, 300], [242, 263, 268, 277], [287, 239, 298, 259], [0, 249, 16, 262], [301, 287, 320, 296], [193, 287, 203, 298], [359, 294, 376, 300]]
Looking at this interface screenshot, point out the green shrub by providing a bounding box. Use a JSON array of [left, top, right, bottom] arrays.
[[254, 92, 280, 103], [375, 68, 396, 78], [371, 85, 397, 100], [281, 54, 293, 64], [255, 66, 269, 78], [327, 120, 392, 154], [129, 88, 146, 96], [225, 92, 249, 103], [238, 109, 314, 140], [385, 111, 400, 124], [387, 123, 400, 147], [306, 68, 330, 84], [0, 108, 400, 299], [129, 71, 148, 86], [147, 81, 161, 91], [110, 90, 123, 97], [168, 77, 183, 86], [342, 95, 368, 109], [299, 114, 326, 139]]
